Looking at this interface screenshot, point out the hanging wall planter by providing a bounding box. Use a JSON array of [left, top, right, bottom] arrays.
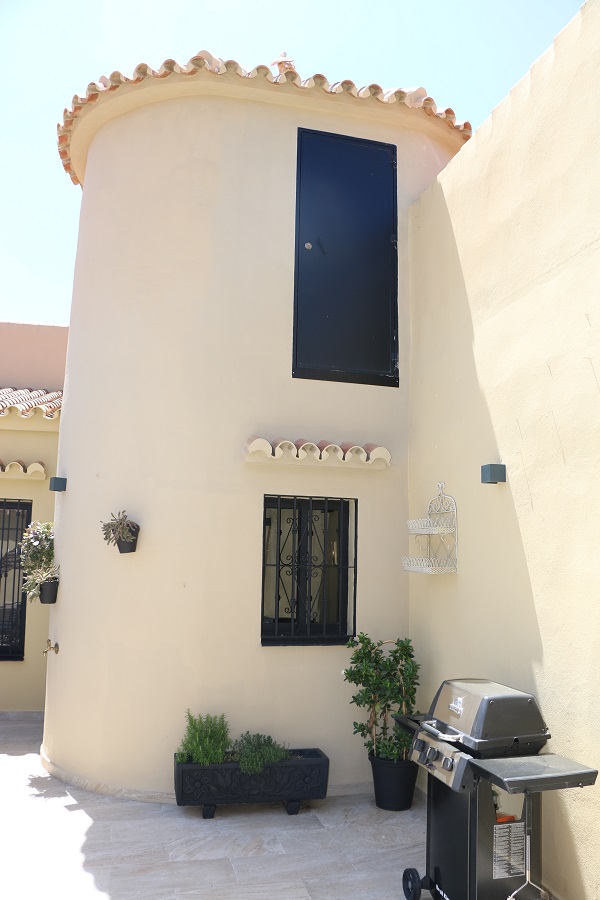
[[101, 511, 140, 553], [19, 521, 59, 603], [39, 579, 59, 604]]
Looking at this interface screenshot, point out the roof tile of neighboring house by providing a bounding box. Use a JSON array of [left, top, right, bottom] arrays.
[[0, 388, 63, 419], [58, 50, 471, 185]]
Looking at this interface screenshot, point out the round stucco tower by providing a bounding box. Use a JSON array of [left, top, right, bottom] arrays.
[[44, 51, 469, 797]]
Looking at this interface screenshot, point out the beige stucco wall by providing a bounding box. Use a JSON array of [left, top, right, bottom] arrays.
[[0, 323, 68, 390], [0, 412, 60, 709], [44, 81, 464, 796], [408, 3, 599, 897]]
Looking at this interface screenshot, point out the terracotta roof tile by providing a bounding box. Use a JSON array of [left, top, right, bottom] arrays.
[[58, 50, 471, 185], [0, 388, 63, 419]]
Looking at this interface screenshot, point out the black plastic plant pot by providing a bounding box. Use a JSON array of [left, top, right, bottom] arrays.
[[174, 748, 329, 818], [116, 524, 139, 554], [39, 580, 59, 604], [369, 754, 418, 811]]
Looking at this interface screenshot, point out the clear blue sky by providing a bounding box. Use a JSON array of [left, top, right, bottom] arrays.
[[0, 0, 584, 326]]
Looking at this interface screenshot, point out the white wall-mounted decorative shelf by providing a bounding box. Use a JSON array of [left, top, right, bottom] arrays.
[[403, 482, 457, 574], [245, 436, 391, 470], [0, 460, 46, 480]]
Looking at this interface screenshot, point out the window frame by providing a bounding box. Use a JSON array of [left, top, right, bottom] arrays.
[[261, 494, 357, 646]]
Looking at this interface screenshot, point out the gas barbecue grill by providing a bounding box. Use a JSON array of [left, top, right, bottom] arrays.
[[396, 679, 597, 900]]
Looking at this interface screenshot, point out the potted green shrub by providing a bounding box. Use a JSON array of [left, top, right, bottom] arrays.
[[19, 521, 59, 604], [101, 510, 140, 553], [174, 710, 329, 818], [343, 633, 420, 810]]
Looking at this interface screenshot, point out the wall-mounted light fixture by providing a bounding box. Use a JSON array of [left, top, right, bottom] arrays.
[[49, 477, 67, 492], [481, 464, 506, 484]]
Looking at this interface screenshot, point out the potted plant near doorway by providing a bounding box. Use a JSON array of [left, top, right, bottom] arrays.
[[101, 510, 140, 553], [343, 633, 420, 810], [19, 521, 59, 603]]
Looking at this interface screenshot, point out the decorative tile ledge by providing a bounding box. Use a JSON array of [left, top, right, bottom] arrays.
[[0, 460, 46, 480], [245, 436, 391, 470]]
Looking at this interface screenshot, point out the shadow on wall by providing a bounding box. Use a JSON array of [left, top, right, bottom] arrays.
[[407, 181, 593, 900]]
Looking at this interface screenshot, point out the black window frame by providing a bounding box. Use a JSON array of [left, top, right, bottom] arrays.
[[0, 499, 32, 661], [261, 494, 357, 646], [293, 127, 399, 387]]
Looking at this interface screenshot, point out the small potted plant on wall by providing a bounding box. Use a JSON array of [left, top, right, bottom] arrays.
[[343, 633, 420, 810], [101, 510, 140, 553], [174, 710, 330, 818], [19, 521, 59, 604]]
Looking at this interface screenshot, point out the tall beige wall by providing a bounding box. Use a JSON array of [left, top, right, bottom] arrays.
[[408, 3, 599, 897], [0, 413, 59, 709], [45, 85, 462, 795], [0, 323, 68, 390]]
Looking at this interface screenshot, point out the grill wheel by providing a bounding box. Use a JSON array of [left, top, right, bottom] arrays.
[[402, 867, 422, 900]]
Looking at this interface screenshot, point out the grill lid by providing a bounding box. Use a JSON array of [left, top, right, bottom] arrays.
[[428, 679, 549, 757]]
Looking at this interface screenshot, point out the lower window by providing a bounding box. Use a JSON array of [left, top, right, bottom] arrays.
[[261, 495, 357, 645], [0, 499, 32, 661]]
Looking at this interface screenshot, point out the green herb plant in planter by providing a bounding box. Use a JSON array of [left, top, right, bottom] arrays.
[[19, 521, 59, 604], [101, 510, 140, 553], [343, 633, 420, 810], [174, 710, 330, 818]]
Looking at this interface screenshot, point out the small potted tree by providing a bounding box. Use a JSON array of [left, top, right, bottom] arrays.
[[101, 510, 140, 553], [174, 710, 330, 818], [343, 633, 420, 810], [19, 521, 59, 603]]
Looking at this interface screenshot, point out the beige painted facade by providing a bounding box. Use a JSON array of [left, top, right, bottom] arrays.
[[43, 69, 464, 798], [0, 324, 67, 709], [408, 3, 599, 897]]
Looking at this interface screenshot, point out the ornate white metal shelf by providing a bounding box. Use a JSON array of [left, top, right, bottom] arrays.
[[403, 482, 457, 575], [402, 557, 457, 575], [407, 517, 456, 535]]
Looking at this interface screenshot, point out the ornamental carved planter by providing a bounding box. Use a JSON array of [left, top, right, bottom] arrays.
[[174, 748, 329, 818]]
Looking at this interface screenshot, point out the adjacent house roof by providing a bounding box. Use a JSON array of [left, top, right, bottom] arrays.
[[58, 49, 471, 186], [0, 388, 63, 419]]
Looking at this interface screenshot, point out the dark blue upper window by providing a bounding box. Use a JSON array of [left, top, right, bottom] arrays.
[[293, 128, 398, 387]]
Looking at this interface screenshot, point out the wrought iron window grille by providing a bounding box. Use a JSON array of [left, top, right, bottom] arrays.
[[0, 499, 32, 660], [261, 495, 357, 645]]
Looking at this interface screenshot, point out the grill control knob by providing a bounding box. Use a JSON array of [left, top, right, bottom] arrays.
[[426, 747, 440, 762], [414, 739, 425, 752], [442, 757, 454, 771], [418, 749, 428, 765]]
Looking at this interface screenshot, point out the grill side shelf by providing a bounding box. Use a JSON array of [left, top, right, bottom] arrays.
[[470, 753, 598, 794]]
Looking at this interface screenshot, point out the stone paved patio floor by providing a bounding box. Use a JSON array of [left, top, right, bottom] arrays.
[[1, 712, 426, 899]]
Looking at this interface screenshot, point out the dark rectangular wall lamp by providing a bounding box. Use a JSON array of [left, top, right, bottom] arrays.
[[481, 464, 506, 484], [49, 477, 67, 492]]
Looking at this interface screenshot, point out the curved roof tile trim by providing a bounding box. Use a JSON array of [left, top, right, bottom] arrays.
[[58, 49, 471, 185], [245, 436, 391, 469], [0, 388, 63, 419], [0, 461, 46, 480]]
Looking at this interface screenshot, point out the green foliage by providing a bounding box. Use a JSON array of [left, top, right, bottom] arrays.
[[343, 633, 420, 761], [101, 510, 138, 546], [176, 711, 230, 765], [19, 523, 58, 602], [231, 732, 291, 775], [20, 522, 54, 572]]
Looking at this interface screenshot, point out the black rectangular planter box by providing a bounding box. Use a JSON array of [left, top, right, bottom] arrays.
[[174, 748, 329, 818]]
